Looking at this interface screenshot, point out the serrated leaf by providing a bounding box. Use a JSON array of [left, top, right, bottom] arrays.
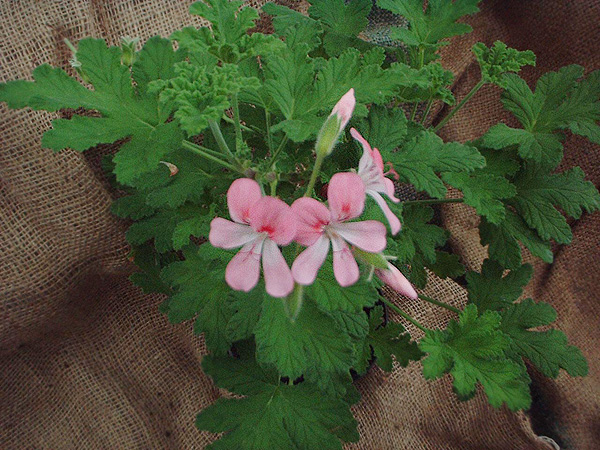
[[357, 105, 408, 153], [378, 0, 481, 55], [306, 260, 378, 313], [442, 171, 516, 224], [198, 349, 358, 449], [364, 306, 423, 372], [499, 299, 588, 378], [226, 288, 266, 342], [254, 299, 354, 381], [480, 210, 553, 269], [510, 166, 600, 244], [466, 259, 532, 312], [426, 251, 466, 280], [473, 41, 535, 88], [420, 304, 531, 410], [386, 131, 485, 199], [390, 205, 448, 264]]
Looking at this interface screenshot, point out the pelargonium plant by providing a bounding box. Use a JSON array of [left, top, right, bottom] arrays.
[[2, 0, 599, 448]]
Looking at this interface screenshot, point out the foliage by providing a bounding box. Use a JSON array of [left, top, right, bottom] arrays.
[[1, 0, 598, 447]]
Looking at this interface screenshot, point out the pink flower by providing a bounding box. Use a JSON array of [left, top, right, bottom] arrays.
[[351, 128, 402, 235], [375, 263, 418, 299], [316, 89, 356, 157], [291, 172, 387, 287], [330, 88, 356, 131], [209, 178, 297, 298]]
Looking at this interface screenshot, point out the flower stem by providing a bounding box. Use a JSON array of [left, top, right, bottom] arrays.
[[304, 151, 325, 197], [379, 297, 428, 333], [269, 136, 289, 167], [209, 120, 238, 163], [419, 294, 461, 314], [402, 198, 464, 206], [433, 80, 485, 133], [222, 114, 253, 133], [231, 92, 243, 152], [265, 110, 274, 154], [181, 140, 241, 173], [420, 98, 434, 125]]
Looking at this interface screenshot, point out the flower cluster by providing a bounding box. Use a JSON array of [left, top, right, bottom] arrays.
[[209, 90, 416, 300]]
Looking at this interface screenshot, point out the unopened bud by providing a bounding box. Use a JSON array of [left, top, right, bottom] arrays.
[[352, 248, 389, 269], [121, 36, 139, 66], [315, 88, 356, 157]]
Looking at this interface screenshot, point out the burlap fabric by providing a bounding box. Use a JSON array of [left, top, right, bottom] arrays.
[[0, 0, 597, 448]]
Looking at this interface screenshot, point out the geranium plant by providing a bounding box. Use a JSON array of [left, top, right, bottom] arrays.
[[2, 0, 599, 447]]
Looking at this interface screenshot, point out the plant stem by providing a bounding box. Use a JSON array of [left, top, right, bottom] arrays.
[[265, 110, 274, 154], [231, 93, 243, 152], [209, 120, 237, 163], [409, 46, 426, 122], [304, 151, 325, 197], [420, 98, 434, 125], [269, 136, 289, 167], [433, 79, 485, 133], [222, 114, 253, 133], [379, 297, 428, 333], [181, 140, 240, 173], [419, 294, 461, 314], [402, 198, 464, 206]]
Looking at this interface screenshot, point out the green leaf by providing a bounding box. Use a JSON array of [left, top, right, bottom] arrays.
[[420, 304, 531, 410], [254, 299, 354, 381], [442, 171, 516, 224], [128, 244, 175, 295], [510, 166, 600, 244], [378, 0, 481, 51], [466, 259, 532, 312], [473, 41, 535, 88], [479, 210, 553, 269], [132, 35, 185, 95], [499, 299, 588, 378], [112, 121, 184, 186], [390, 205, 448, 264], [386, 131, 485, 199], [226, 288, 266, 342], [309, 0, 372, 37], [126, 204, 210, 253], [197, 349, 359, 449], [483, 123, 564, 170], [492, 67, 600, 167], [357, 105, 408, 153], [0, 38, 185, 186], [305, 260, 378, 313], [426, 251, 466, 280], [161, 245, 234, 354], [362, 306, 423, 373]]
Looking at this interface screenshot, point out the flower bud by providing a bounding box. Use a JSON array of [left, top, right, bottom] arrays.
[[315, 88, 356, 157], [353, 248, 389, 269], [121, 36, 139, 66]]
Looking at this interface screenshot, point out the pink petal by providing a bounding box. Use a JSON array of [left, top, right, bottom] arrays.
[[262, 239, 295, 297], [372, 148, 385, 174], [327, 172, 366, 222], [292, 235, 331, 285], [249, 196, 297, 246], [225, 240, 263, 292], [332, 220, 387, 253], [291, 197, 330, 246], [227, 178, 262, 224], [331, 235, 360, 287], [376, 263, 418, 299], [384, 178, 401, 203], [368, 191, 401, 235], [209, 218, 258, 249], [330, 88, 356, 131]]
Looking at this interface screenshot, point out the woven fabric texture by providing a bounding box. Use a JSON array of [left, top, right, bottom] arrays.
[[0, 0, 598, 449]]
